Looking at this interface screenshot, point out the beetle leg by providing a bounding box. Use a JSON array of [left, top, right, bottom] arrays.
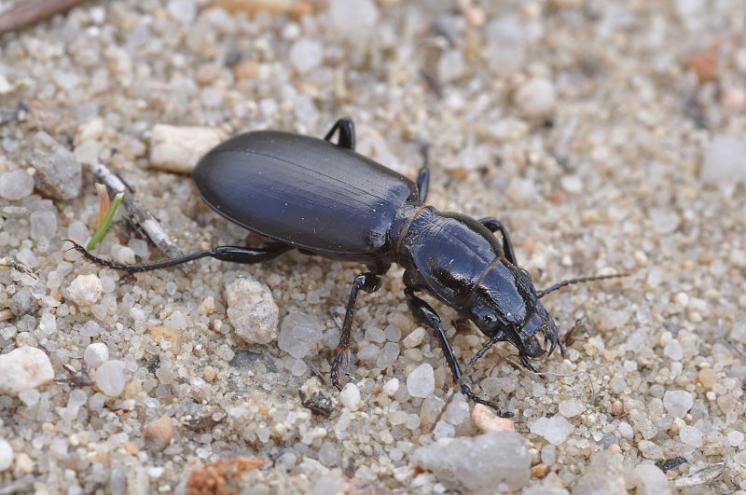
[[67, 240, 292, 273], [479, 217, 517, 265], [405, 288, 511, 416], [323, 117, 356, 150], [330, 272, 382, 390], [416, 142, 430, 202]]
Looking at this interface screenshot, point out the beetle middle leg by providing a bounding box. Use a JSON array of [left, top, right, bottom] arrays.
[[330, 271, 382, 390], [405, 288, 511, 416], [479, 217, 517, 265], [324, 117, 356, 150], [67, 240, 292, 272]]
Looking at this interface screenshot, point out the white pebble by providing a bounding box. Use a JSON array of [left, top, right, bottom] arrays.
[[630, 464, 671, 495], [339, 383, 361, 411], [407, 363, 435, 398], [514, 78, 556, 120], [289, 39, 324, 73], [438, 49, 466, 83], [529, 416, 573, 445], [0, 439, 13, 471], [679, 425, 703, 447], [278, 311, 322, 358], [382, 378, 400, 397], [167, 0, 196, 23], [30, 210, 58, 242], [560, 175, 583, 194], [376, 342, 400, 369], [403, 327, 426, 348], [701, 135, 746, 183], [663, 390, 693, 418], [329, 0, 378, 36], [727, 430, 744, 447], [94, 360, 127, 396], [150, 124, 223, 173], [730, 320, 746, 344], [225, 276, 279, 345], [84, 343, 109, 369], [67, 274, 103, 306], [558, 399, 585, 418], [0, 347, 55, 395], [0, 169, 34, 200], [663, 339, 683, 360]]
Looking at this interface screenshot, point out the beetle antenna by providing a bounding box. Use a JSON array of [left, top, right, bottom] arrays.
[[537, 272, 628, 298]]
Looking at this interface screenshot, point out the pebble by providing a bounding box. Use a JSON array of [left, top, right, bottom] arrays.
[[471, 403, 515, 432], [573, 451, 625, 495], [67, 274, 103, 306], [730, 320, 746, 344], [727, 430, 744, 447], [529, 416, 573, 445], [0, 346, 55, 395], [328, 0, 379, 41], [663, 390, 693, 418], [149, 124, 223, 173], [0, 169, 34, 200], [28, 131, 82, 200], [663, 339, 683, 360], [513, 78, 556, 120], [484, 17, 526, 73], [524, 487, 569, 495], [376, 342, 400, 369], [649, 207, 680, 235], [289, 39, 324, 73], [679, 425, 703, 447], [167, 0, 196, 24], [94, 360, 127, 397], [701, 135, 746, 183], [438, 49, 466, 83], [143, 415, 175, 451], [30, 210, 58, 242], [0, 439, 13, 471], [224, 276, 278, 345], [560, 175, 583, 194], [412, 432, 530, 492], [339, 383, 361, 411], [558, 399, 585, 418], [278, 311, 322, 359], [84, 343, 109, 369], [630, 464, 671, 495], [382, 378, 400, 397], [402, 327, 426, 348], [407, 363, 435, 398]]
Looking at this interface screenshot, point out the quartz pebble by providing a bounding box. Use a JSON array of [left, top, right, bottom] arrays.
[[149, 124, 223, 173], [28, 131, 82, 200], [0, 347, 54, 395], [94, 360, 127, 397], [573, 451, 625, 495], [67, 274, 103, 306], [630, 464, 671, 495], [290, 39, 324, 73], [30, 210, 58, 242], [278, 311, 322, 359], [0, 439, 13, 471], [530, 416, 573, 445], [412, 432, 530, 491], [376, 342, 400, 369], [558, 399, 585, 418], [144, 415, 175, 451], [84, 343, 109, 369], [402, 327, 426, 348], [328, 0, 378, 41], [407, 363, 435, 398], [701, 135, 746, 183], [514, 78, 556, 120], [679, 425, 703, 447], [663, 390, 693, 418], [224, 276, 278, 345], [0, 169, 34, 200], [471, 403, 515, 432], [382, 378, 400, 397], [339, 383, 361, 411]]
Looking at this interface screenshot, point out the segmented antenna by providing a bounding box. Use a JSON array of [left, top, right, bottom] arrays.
[[537, 272, 629, 298]]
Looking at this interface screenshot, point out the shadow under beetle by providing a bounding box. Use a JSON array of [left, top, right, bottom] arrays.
[[70, 118, 625, 415]]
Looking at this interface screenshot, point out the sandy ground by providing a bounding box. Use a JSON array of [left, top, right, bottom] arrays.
[[1, 0, 746, 493]]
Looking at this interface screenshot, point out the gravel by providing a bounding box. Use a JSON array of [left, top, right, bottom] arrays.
[[1, 0, 746, 493]]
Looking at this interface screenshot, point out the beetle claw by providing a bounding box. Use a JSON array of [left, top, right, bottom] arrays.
[[519, 353, 538, 372]]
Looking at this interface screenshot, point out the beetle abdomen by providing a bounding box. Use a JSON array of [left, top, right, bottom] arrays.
[[193, 131, 418, 256]]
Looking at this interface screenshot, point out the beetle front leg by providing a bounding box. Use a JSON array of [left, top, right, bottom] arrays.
[[323, 117, 356, 150], [405, 288, 511, 417], [479, 217, 517, 265], [330, 272, 382, 390]]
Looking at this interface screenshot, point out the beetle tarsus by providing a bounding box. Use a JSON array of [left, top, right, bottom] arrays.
[[324, 117, 356, 150], [460, 383, 513, 418]]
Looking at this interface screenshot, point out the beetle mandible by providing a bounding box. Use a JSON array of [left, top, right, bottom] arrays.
[[70, 118, 625, 414]]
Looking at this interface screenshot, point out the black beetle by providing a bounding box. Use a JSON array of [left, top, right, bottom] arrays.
[[70, 118, 624, 414]]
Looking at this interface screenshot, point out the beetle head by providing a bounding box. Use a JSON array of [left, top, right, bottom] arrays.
[[468, 260, 562, 367]]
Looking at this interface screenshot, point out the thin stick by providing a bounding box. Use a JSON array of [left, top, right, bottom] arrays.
[[88, 162, 186, 271], [0, 0, 89, 36]]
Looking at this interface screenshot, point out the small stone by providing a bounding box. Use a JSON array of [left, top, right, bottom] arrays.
[[730, 320, 746, 344], [198, 296, 215, 316], [0, 439, 13, 471], [558, 399, 585, 418], [524, 487, 569, 495], [289, 39, 324, 73], [407, 363, 435, 398], [649, 208, 680, 235], [560, 175, 583, 194], [382, 378, 400, 397], [701, 135, 746, 183], [0, 74, 12, 94], [529, 416, 573, 445], [697, 368, 717, 389], [573, 451, 625, 495], [328, 0, 379, 41], [663, 339, 683, 360], [67, 274, 103, 306], [30, 210, 57, 242], [438, 49, 466, 83], [84, 343, 109, 369], [611, 400, 625, 416], [376, 342, 400, 369], [278, 311, 322, 358], [403, 327, 426, 348], [144, 415, 175, 451], [663, 390, 693, 418], [0, 347, 55, 395], [514, 78, 556, 120], [0, 169, 34, 200], [224, 276, 278, 345], [727, 430, 744, 447], [531, 463, 550, 478], [412, 432, 530, 491], [471, 403, 515, 433], [484, 17, 526, 74], [630, 464, 671, 495], [28, 131, 82, 200], [216, 0, 292, 14], [95, 360, 127, 397], [339, 383, 361, 411], [679, 425, 703, 447], [638, 440, 663, 459], [150, 124, 223, 173], [167, 0, 196, 23]]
